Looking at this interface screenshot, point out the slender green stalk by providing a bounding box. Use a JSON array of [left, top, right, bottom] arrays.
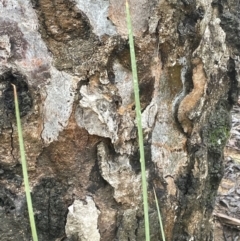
[[153, 188, 166, 241], [12, 84, 38, 241], [125, 1, 150, 240]]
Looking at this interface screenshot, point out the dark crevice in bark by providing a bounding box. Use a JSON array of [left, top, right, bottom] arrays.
[[2, 70, 32, 117], [9, 120, 15, 160], [32, 177, 70, 240], [227, 58, 238, 105], [88, 159, 109, 193]]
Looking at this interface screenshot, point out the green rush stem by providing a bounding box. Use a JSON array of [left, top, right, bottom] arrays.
[[153, 188, 166, 241], [125, 1, 150, 240], [12, 84, 38, 241]]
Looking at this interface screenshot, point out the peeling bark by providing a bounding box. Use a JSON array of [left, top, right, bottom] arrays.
[[0, 0, 239, 240]]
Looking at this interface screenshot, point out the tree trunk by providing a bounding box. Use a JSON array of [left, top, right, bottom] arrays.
[[0, 0, 239, 240]]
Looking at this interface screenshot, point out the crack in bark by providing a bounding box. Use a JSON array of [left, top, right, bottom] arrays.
[[8, 118, 16, 161]]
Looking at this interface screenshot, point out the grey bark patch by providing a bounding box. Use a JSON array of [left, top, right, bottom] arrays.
[[220, 12, 240, 52], [75, 0, 117, 37], [116, 209, 138, 241], [75, 82, 119, 143], [97, 141, 142, 206], [65, 197, 100, 241], [116, 208, 161, 241], [41, 69, 78, 144], [0, 35, 11, 60], [0, 19, 28, 60]]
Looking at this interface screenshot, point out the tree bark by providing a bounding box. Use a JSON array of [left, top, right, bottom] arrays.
[[0, 0, 239, 240]]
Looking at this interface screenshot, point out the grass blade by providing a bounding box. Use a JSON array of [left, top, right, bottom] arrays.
[[12, 84, 38, 241], [125, 1, 150, 240], [153, 187, 166, 241]]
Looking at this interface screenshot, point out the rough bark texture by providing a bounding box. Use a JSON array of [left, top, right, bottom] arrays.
[[0, 0, 239, 240], [213, 99, 240, 241]]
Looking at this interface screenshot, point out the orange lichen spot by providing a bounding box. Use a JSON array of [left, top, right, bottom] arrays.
[[32, 58, 43, 67]]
